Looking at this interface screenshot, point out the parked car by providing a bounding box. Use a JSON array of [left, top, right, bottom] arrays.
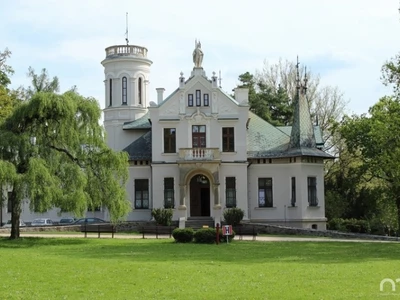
[[73, 218, 107, 225], [58, 218, 77, 225], [31, 218, 53, 226], [2, 220, 26, 228]]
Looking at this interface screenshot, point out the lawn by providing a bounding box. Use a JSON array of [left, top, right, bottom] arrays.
[[0, 237, 399, 299]]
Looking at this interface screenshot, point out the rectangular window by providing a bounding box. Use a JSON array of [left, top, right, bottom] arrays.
[[7, 192, 12, 213], [308, 177, 318, 206], [188, 94, 193, 107], [135, 179, 149, 209], [109, 79, 113, 106], [196, 90, 201, 106], [222, 127, 235, 152], [164, 178, 174, 208], [164, 128, 176, 153], [203, 93, 209, 106], [226, 177, 236, 208], [291, 177, 296, 206], [258, 178, 273, 207], [192, 125, 206, 148]]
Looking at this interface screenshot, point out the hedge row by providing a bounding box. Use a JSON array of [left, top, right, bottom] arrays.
[[327, 218, 371, 234], [172, 228, 235, 243]]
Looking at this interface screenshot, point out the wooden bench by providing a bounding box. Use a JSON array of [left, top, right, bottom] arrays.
[[138, 225, 177, 239], [81, 224, 116, 238], [233, 225, 258, 240]]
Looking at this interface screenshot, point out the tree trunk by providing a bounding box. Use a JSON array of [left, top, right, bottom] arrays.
[[9, 190, 21, 240]]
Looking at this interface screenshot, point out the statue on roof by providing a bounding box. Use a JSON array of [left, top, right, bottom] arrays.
[[193, 39, 204, 68]]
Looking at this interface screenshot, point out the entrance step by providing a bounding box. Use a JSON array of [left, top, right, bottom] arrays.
[[186, 217, 214, 230]]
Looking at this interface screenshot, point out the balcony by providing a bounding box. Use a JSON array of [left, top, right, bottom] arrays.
[[178, 148, 220, 161], [105, 45, 148, 58]]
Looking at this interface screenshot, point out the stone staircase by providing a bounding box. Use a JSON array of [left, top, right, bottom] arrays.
[[185, 217, 214, 230]]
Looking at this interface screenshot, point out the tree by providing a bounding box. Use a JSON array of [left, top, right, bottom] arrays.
[[255, 59, 348, 152], [340, 97, 400, 233], [236, 72, 293, 126], [18, 67, 60, 100], [0, 90, 131, 239], [0, 48, 14, 87]]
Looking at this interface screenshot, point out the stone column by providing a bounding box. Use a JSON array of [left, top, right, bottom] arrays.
[[213, 183, 221, 209], [179, 184, 187, 209]]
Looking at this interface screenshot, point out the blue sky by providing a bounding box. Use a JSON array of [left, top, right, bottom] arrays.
[[2, 0, 400, 114]]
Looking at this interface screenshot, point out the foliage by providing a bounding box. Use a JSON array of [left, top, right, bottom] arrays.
[[340, 96, 400, 233], [151, 208, 173, 226], [172, 228, 194, 243], [382, 52, 400, 97], [0, 48, 14, 87], [0, 91, 130, 239], [327, 218, 371, 234], [17, 67, 60, 100], [193, 228, 217, 244], [236, 72, 293, 126], [252, 58, 347, 152], [223, 208, 244, 226], [0, 238, 399, 299]]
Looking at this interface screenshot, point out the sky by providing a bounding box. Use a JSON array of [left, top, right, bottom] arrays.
[[1, 0, 400, 115]]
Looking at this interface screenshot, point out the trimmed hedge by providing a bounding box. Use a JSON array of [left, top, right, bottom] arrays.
[[172, 228, 194, 243], [194, 228, 216, 244]]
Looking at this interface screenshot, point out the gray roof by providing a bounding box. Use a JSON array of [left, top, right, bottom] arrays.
[[277, 125, 324, 146], [123, 131, 152, 160], [123, 112, 151, 130]]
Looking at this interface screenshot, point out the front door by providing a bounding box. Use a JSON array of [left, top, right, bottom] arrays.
[[190, 175, 210, 216], [192, 125, 206, 148]]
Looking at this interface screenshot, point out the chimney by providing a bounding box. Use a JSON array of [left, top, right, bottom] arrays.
[[234, 88, 249, 104], [156, 88, 165, 104]]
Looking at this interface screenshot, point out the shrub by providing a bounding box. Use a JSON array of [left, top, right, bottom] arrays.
[[194, 228, 217, 244], [223, 208, 244, 226], [328, 218, 371, 234], [151, 208, 173, 226], [172, 228, 194, 243]]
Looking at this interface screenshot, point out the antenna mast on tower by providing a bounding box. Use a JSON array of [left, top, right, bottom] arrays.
[[125, 12, 129, 45]]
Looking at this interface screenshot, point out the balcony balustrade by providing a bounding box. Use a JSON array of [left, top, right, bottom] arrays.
[[178, 148, 220, 161]]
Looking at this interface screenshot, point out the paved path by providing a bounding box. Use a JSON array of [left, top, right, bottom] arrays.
[[0, 232, 398, 243]]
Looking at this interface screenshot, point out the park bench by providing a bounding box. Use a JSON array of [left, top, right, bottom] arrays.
[[232, 225, 258, 240], [81, 224, 116, 238], [138, 225, 177, 239]]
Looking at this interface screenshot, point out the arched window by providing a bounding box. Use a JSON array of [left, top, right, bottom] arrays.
[[122, 77, 127, 105], [109, 79, 113, 106], [138, 77, 142, 105]]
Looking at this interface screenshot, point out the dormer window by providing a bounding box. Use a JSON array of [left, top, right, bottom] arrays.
[[203, 93, 209, 106], [122, 77, 127, 105], [196, 90, 201, 106]]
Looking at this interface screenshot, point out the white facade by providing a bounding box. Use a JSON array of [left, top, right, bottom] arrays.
[[0, 42, 331, 229]]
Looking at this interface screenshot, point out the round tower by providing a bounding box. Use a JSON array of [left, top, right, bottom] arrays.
[[101, 44, 152, 149]]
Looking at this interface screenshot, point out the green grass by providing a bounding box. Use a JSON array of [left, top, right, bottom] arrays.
[[0, 238, 399, 299]]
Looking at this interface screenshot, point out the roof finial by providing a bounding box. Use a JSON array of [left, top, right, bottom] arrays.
[[296, 55, 301, 90], [303, 66, 308, 92], [125, 12, 129, 45], [218, 70, 222, 88]]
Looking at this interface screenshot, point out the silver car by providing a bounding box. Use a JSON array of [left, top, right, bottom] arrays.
[[31, 218, 53, 226], [2, 220, 26, 228]]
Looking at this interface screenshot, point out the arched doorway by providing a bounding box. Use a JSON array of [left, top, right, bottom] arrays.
[[190, 174, 210, 216]]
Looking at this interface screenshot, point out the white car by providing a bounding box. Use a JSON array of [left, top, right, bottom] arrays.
[[31, 218, 53, 226], [2, 220, 26, 228]]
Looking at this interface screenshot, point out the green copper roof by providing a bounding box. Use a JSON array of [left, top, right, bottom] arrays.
[[123, 112, 151, 130]]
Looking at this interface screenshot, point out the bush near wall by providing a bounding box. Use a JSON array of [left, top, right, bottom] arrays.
[[194, 228, 217, 244], [151, 208, 173, 226], [223, 208, 244, 226], [172, 228, 194, 243], [327, 218, 371, 234]]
